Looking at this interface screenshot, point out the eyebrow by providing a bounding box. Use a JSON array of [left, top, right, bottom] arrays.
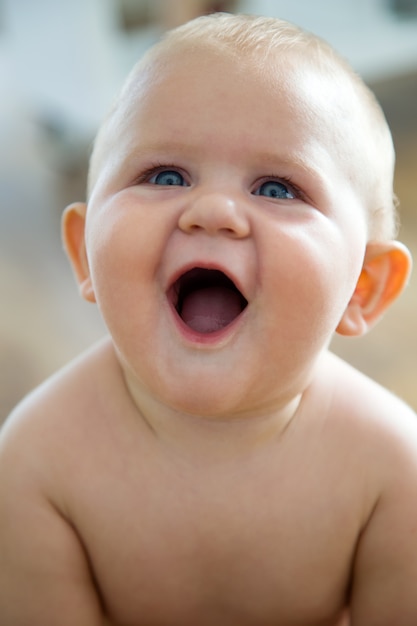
[[128, 141, 325, 177]]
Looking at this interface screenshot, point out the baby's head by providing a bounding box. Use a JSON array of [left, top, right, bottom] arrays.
[[88, 12, 397, 241], [64, 12, 411, 415]]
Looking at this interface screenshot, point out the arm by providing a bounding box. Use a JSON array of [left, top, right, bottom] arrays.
[[349, 421, 417, 625], [0, 416, 107, 626]]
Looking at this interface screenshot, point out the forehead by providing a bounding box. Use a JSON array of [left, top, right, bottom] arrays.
[[120, 48, 358, 150], [155, 51, 338, 112]]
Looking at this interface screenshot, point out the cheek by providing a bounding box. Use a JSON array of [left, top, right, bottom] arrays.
[[84, 205, 165, 324], [263, 222, 364, 340]]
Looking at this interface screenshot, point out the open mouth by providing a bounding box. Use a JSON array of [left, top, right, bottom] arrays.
[[170, 268, 248, 334]]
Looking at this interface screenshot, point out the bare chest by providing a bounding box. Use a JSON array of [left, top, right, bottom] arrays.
[[70, 450, 358, 626]]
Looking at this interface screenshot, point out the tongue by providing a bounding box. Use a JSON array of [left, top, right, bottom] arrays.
[[180, 286, 243, 333]]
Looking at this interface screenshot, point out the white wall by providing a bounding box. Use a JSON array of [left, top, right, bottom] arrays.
[[1, 0, 121, 135], [240, 0, 417, 80]]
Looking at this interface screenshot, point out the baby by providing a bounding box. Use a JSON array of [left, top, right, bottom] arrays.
[[1, 12, 416, 626]]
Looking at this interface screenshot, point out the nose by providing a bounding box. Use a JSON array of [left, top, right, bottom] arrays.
[[178, 191, 250, 239]]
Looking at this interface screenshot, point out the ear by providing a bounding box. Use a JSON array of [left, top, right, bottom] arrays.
[[62, 202, 96, 303], [336, 241, 412, 337]]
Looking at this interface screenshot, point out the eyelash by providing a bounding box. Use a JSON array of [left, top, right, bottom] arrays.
[[133, 164, 302, 199], [255, 174, 300, 197], [133, 163, 187, 185]]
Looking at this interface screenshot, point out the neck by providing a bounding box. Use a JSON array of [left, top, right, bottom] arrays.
[[122, 366, 305, 465]]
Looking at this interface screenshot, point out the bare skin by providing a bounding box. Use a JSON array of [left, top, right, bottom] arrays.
[[1, 340, 417, 625], [1, 16, 416, 625]]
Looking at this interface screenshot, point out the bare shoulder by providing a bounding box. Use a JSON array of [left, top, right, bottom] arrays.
[[323, 352, 417, 625], [323, 350, 417, 501], [0, 338, 122, 625], [323, 350, 417, 444], [0, 338, 128, 625], [1, 337, 126, 450], [0, 336, 133, 516]]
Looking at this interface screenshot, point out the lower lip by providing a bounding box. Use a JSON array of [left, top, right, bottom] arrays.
[[167, 301, 247, 347]]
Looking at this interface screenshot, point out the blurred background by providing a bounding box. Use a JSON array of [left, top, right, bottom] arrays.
[[1, 0, 416, 422]]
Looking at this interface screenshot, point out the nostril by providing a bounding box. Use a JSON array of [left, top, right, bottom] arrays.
[[178, 215, 202, 233]]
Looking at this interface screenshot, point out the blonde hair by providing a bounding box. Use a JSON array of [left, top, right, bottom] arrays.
[[88, 12, 398, 240]]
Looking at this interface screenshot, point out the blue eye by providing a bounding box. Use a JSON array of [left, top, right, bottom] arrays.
[[255, 180, 295, 199], [149, 170, 186, 186]]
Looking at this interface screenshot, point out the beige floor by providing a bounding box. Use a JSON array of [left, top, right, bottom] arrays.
[[1, 72, 417, 423]]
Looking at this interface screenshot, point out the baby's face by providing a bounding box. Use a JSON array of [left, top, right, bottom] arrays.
[[84, 46, 370, 416]]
